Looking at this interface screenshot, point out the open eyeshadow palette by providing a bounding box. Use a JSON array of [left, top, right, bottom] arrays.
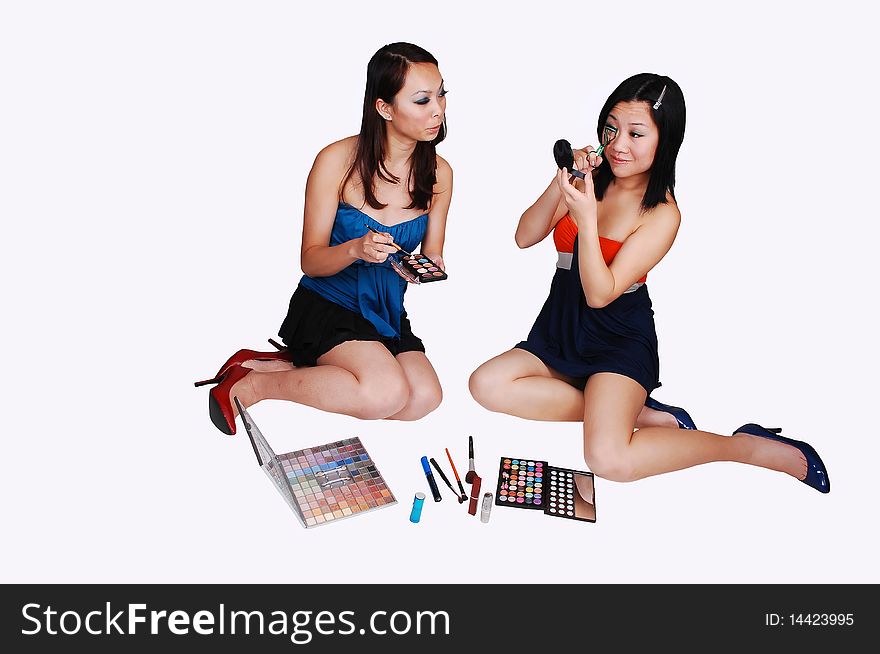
[[236, 399, 397, 528], [494, 456, 597, 523], [390, 253, 447, 284]]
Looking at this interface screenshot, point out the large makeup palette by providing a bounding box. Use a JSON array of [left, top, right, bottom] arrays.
[[236, 399, 397, 528], [391, 253, 447, 284], [496, 457, 546, 509], [494, 457, 596, 523]]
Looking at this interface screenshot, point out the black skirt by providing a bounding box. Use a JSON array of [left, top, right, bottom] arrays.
[[278, 285, 425, 367]]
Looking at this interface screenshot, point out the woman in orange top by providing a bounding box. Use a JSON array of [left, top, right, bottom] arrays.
[[469, 74, 829, 493]]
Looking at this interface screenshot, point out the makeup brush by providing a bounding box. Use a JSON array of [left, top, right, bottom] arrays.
[[465, 435, 477, 484], [445, 447, 468, 502], [364, 224, 412, 257], [430, 458, 464, 503]]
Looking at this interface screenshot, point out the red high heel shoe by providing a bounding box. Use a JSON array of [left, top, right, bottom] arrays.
[[194, 339, 292, 387], [208, 364, 254, 435]]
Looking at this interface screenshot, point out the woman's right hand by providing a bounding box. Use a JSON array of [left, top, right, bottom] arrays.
[[349, 231, 398, 263], [556, 165, 598, 228], [573, 146, 603, 172]]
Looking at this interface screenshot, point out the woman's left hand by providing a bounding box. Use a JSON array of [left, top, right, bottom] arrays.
[[556, 167, 598, 227], [389, 257, 420, 283], [389, 252, 445, 284], [423, 253, 445, 271]]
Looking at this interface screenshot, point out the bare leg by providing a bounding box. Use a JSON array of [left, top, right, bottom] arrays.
[[573, 474, 596, 521], [386, 351, 442, 421], [581, 373, 808, 483], [469, 348, 675, 427], [234, 349, 441, 421], [229, 340, 411, 420], [242, 360, 295, 372]]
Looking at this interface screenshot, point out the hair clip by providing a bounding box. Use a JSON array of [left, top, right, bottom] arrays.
[[653, 84, 667, 110]]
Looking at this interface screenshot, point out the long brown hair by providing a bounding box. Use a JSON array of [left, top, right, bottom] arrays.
[[341, 42, 446, 212]]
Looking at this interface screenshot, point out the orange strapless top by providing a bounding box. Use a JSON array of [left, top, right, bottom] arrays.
[[553, 214, 647, 283]]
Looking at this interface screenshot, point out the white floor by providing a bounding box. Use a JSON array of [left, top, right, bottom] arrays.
[[2, 0, 876, 584]]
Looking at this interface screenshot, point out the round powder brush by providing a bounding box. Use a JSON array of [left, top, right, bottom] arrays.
[[465, 435, 477, 484]]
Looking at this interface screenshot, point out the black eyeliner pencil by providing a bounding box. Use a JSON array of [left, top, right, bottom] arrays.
[[429, 458, 463, 503]]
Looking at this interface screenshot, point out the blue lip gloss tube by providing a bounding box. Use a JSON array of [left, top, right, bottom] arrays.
[[420, 456, 443, 502], [410, 492, 426, 523]]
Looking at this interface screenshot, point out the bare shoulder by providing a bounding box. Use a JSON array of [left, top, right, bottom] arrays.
[[436, 154, 453, 182], [640, 196, 681, 234], [313, 135, 358, 173], [432, 154, 452, 200]]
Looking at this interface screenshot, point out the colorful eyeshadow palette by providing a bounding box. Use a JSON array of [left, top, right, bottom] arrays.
[[236, 400, 397, 528], [495, 457, 597, 523], [496, 457, 547, 509], [391, 253, 447, 283]]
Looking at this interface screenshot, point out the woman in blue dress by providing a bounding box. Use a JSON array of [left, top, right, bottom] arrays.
[[470, 74, 829, 493], [197, 42, 451, 435]]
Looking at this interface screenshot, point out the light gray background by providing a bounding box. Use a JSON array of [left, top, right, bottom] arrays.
[[2, 0, 877, 583]]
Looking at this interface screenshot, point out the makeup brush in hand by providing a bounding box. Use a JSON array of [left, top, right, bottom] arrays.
[[364, 224, 412, 257]]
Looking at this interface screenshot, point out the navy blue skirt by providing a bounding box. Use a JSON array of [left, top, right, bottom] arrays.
[[515, 245, 660, 394]]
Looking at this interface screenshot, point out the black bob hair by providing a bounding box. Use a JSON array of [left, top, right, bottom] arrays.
[[593, 73, 686, 213]]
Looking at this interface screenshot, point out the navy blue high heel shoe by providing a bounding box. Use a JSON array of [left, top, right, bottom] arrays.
[[733, 423, 830, 494], [644, 396, 697, 430]]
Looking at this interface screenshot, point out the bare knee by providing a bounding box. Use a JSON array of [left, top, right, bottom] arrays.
[[469, 364, 509, 412], [396, 383, 443, 421], [583, 437, 638, 483], [352, 375, 410, 420]]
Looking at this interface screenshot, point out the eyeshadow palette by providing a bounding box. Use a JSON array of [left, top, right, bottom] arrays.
[[390, 253, 447, 284], [496, 458, 547, 509], [236, 400, 397, 528], [495, 457, 596, 523]]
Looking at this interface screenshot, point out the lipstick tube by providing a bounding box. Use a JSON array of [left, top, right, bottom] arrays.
[[468, 475, 482, 516], [481, 492, 493, 523]]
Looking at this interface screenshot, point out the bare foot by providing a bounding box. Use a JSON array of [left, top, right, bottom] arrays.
[[636, 405, 678, 429], [227, 372, 259, 419], [738, 434, 808, 480]]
